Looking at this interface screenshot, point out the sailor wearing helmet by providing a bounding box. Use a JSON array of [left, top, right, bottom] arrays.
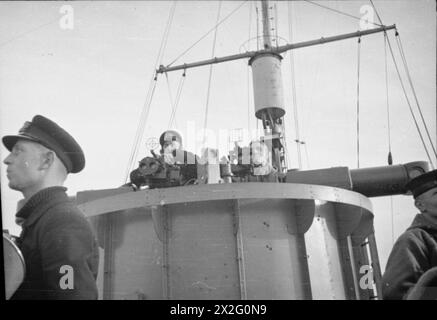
[[159, 129, 184, 165]]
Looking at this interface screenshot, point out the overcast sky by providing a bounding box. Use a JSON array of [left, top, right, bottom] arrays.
[[1, 0, 435, 273]]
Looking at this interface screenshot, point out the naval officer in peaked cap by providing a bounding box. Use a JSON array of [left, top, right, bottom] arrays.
[[382, 169, 437, 300], [2, 115, 99, 299]]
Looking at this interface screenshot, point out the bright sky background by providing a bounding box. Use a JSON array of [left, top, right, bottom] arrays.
[[1, 0, 435, 273]]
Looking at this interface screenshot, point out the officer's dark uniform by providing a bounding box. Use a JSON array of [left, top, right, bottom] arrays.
[[2, 115, 99, 300], [382, 170, 437, 300]]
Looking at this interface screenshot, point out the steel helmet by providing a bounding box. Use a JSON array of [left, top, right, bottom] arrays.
[[159, 129, 182, 148]]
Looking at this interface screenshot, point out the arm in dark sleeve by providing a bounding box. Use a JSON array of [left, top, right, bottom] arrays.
[[39, 212, 99, 300], [382, 231, 430, 300], [406, 266, 437, 299]]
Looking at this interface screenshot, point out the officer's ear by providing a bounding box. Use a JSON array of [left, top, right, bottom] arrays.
[[39, 150, 55, 170], [415, 197, 426, 212]]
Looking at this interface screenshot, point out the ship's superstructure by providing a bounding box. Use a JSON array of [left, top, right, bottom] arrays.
[[74, 0, 431, 300]]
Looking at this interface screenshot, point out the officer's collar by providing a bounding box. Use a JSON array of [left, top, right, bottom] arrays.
[[16, 186, 68, 228], [409, 213, 437, 236], [421, 212, 437, 230]]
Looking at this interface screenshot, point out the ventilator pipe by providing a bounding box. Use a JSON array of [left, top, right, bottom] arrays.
[[350, 161, 429, 197]]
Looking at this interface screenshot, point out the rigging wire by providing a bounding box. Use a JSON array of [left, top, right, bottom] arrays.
[[168, 71, 186, 129], [247, 0, 253, 131], [165, 72, 175, 117], [288, 1, 302, 169], [169, 72, 186, 128], [167, 1, 248, 68], [369, 0, 435, 168], [202, 1, 222, 146], [369, 0, 423, 247], [303, 2, 332, 170], [124, 1, 177, 183], [375, 6, 395, 245], [0, 17, 59, 49], [388, 35, 435, 168], [124, 78, 158, 184], [369, 0, 384, 28], [396, 33, 437, 159], [371, 0, 436, 162], [384, 33, 393, 165], [156, 2, 177, 71], [356, 37, 361, 169], [256, 5, 260, 51], [303, 0, 383, 27]]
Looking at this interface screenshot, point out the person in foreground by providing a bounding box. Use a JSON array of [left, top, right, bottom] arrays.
[[2, 115, 99, 300], [382, 169, 437, 300]]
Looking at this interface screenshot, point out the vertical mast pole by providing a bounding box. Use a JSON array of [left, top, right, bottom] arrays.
[[251, 0, 287, 172], [261, 0, 272, 49]]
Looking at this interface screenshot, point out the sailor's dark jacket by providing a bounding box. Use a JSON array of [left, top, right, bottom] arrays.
[[382, 213, 437, 300], [11, 186, 99, 300]]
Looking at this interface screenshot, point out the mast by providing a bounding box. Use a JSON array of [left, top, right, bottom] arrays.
[[156, 25, 396, 74], [261, 0, 273, 49], [155, 1, 396, 171], [250, 0, 287, 172]]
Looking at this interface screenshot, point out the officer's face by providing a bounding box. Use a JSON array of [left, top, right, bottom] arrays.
[[163, 141, 180, 154], [3, 140, 46, 193], [416, 187, 437, 216]]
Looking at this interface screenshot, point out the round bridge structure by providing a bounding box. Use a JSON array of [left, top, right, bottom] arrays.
[[77, 183, 381, 300]]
